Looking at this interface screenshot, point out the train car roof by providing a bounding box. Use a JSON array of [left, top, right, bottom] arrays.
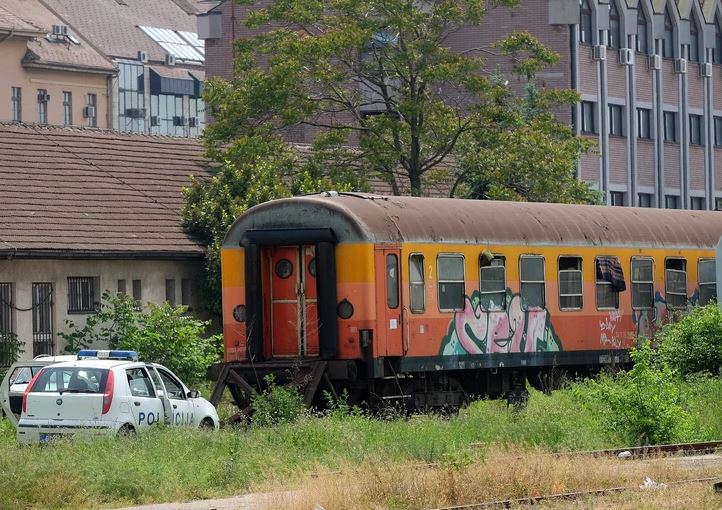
[[224, 192, 722, 249]]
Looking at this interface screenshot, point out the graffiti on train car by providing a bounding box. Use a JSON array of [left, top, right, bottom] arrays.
[[440, 290, 562, 355]]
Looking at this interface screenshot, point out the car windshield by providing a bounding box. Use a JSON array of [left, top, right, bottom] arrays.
[[31, 367, 108, 394], [10, 367, 34, 385]]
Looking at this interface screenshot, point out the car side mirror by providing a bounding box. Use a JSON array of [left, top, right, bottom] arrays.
[[187, 390, 200, 399]]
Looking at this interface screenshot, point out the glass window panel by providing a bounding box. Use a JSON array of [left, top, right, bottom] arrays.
[[596, 283, 619, 309], [520, 256, 544, 281], [439, 256, 464, 281], [438, 282, 465, 310], [386, 254, 398, 309], [523, 284, 545, 309]]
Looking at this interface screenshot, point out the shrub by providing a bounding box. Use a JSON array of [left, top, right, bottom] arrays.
[[251, 375, 305, 427], [575, 341, 695, 446], [657, 304, 722, 377], [58, 293, 221, 384]]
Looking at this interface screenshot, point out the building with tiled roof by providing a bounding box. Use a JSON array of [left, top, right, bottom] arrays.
[[0, 0, 207, 137], [0, 0, 115, 129], [0, 122, 212, 362]]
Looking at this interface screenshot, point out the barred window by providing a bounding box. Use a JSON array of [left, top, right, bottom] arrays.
[[665, 258, 687, 309], [631, 258, 654, 309], [520, 256, 545, 308], [698, 259, 716, 306], [409, 254, 425, 313], [479, 255, 506, 311], [559, 257, 583, 310], [596, 257, 620, 309], [67, 277, 97, 313], [165, 279, 176, 305], [0, 283, 15, 366], [132, 279, 142, 310], [438, 254, 465, 311]]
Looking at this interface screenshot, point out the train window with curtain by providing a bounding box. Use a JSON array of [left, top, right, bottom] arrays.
[[631, 258, 654, 309], [559, 257, 583, 310], [386, 254, 399, 309], [665, 258, 687, 309], [595, 256, 625, 309], [520, 255, 545, 308], [409, 254, 425, 313], [437, 254, 465, 311], [698, 259, 716, 306], [479, 253, 506, 311]]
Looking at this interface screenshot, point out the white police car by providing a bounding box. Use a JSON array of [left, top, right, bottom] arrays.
[[16, 350, 219, 444], [1, 354, 78, 428]]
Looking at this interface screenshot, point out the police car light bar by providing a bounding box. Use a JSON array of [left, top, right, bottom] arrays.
[[77, 350, 139, 361]]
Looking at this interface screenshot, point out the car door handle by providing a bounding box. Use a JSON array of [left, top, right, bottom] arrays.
[[134, 401, 141, 407], [172, 404, 177, 409]]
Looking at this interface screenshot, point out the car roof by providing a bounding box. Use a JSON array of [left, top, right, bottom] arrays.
[[47, 359, 140, 369]]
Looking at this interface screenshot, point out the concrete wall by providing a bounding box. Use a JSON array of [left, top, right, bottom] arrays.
[[1, 258, 203, 361], [0, 37, 110, 128]]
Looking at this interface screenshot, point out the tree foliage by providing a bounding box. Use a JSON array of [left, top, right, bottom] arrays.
[[657, 304, 722, 377], [201, 0, 596, 200], [59, 293, 221, 383]]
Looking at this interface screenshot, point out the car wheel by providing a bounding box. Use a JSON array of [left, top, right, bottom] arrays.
[[117, 424, 136, 438], [199, 418, 214, 430]]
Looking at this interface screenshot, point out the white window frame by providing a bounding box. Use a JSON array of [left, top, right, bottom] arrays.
[[409, 253, 425, 313], [520, 255, 546, 309], [558, 256, 583, 311], [479, 254, 506, 311], [665, 257, 687, 310], [437, 254, 465, 312], [595, 256, 620, 310], [631, 257, 654, 310], [698, 258, 716, 306]]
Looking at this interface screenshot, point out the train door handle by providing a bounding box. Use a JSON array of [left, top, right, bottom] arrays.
[[133, 401, 141, 407]]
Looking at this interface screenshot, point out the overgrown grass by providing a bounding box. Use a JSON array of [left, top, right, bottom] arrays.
[[2, 375, 722, 509]]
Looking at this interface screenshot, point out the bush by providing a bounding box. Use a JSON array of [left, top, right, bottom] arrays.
[[251, 375, 305, 427], [575, 341, 695, 446], [657, 304, 722, 377], [58, 293, 221, 384]]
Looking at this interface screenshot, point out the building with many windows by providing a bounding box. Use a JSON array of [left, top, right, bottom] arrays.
[[202, 0, 722, 209], [1, 0, 207, 137]]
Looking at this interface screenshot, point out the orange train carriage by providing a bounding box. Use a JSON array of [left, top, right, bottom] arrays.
[[211, 193, 722, 412]]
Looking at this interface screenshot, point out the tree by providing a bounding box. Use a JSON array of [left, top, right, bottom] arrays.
[[201, 0, 596, 200]]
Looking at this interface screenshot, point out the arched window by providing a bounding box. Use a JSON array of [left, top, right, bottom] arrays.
[[636, 7, 648, 54], [689, 16, 700, 62], [580, 0, 593, 44], [663, 7, 674, 58], [714, 16, 722, 64], [608, 1, 621, 49]]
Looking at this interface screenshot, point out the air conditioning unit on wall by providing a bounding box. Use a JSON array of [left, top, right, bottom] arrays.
[[648, 54, 662, 70], [165, 53, 176, 66], [700, 62, 712, 78], [137, 50, 149, 64], [37, 92, 50, 102], [83, 105, 96, 118], [592, 45, 607, 61], [674, 58, 687, 74], [618, 48, 634, 66]]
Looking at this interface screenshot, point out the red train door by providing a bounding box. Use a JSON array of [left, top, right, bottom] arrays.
[[268, 245, 319, 357], [375, 247, 404, 356]]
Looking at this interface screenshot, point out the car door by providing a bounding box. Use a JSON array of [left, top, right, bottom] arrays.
[[124, 367, 164, 430], [155, 367, 194, 426]]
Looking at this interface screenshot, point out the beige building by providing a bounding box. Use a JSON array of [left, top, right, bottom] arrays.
[[0, 0, 114, 128], [0, 122, 211, 363]]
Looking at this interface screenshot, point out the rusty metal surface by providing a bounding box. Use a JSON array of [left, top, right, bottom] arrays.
[[225, 193, 722, 249]]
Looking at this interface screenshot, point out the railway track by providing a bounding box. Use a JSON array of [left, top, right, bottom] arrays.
[[426, 476, 722, 510]]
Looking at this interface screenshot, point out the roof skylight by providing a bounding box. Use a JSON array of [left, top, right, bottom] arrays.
[[139, 26, 205, 62]]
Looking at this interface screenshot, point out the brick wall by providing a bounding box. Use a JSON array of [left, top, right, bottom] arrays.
[[579, 47, 598, 96], [688, 73, 704, 110], [662, 61, 679, 104], [607, 60, 626, 98], [635, 60, 653, 103], [663, 143, 681, 189], [608, 137, 627, 185], [715, 149, 722, 194], [689, 146, 705, 191], [636, 139, 655, 188]]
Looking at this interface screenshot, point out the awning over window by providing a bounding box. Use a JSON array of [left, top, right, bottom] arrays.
[[149, 66, 197, 97]]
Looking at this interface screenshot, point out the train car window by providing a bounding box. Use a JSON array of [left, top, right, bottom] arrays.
[[558, 257, 583, 310], [386, 254, 399, 309], [698, 259, 716, 306], [631, 258, 654, 309], [438, 254, 465, 311], [479, 255, 506, 311], [520, 255, 545, 308], [409, 254, 425, 313], [665, 258, 687, 309], [595, 256, 623, 310]]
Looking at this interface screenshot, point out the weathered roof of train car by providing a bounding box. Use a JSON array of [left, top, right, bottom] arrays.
[[224, 193, 722, 249]]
